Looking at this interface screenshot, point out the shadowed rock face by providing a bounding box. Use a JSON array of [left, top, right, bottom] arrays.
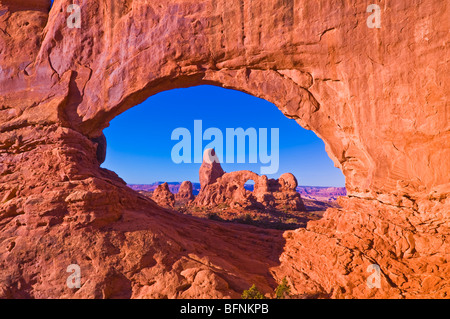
[[0, 0, 448, 298], [91, 134, 107, 164]]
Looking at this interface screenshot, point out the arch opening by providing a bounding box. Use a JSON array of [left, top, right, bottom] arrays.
[[100, 84, 346, 229]]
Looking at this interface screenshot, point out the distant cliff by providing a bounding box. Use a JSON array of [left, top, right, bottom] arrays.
[[128, 183, 346, 202], [128, 182, 202, 195]]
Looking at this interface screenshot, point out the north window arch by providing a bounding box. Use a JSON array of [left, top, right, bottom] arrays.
[[99, 84, 345, 229]]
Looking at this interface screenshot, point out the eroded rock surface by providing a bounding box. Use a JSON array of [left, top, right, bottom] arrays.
[[152, 183, 175, 208], [175, 181, 195, 204], [0, 0, 448, 298], [199, 149, 225, 190], [194, 152, 306, 211]]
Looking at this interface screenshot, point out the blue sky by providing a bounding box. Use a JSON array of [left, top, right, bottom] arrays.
[[101, 85, 345, 187]]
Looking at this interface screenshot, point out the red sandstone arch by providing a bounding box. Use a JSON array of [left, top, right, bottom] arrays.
[[0, 0, 448, 298]]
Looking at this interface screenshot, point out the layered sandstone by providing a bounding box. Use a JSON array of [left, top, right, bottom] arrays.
[[0, 0, 448, 299]]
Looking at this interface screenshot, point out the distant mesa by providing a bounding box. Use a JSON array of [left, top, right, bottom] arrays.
[[129, 182, 201, 195], [297, 186, 347, 201]]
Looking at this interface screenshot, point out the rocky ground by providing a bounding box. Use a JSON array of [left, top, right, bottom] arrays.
[[135, 189, 336, 230], [132, 184, 341, 230]]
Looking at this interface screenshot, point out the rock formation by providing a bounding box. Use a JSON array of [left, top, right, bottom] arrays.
[[268, 173, 306, 211], [199, 149, 225, 189], [175, 181, 195, 204], [194, 154, 306, 211], [152, 183, 175, 208], [0, 0, 448, 299], [129, 182, 194, 194]]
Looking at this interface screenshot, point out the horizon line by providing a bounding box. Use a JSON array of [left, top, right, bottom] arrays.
[[127, 182, 346, 188]]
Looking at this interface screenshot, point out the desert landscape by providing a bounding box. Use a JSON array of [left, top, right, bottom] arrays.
[[130, 148, 343, 230], [0, 0, 448, 300]]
